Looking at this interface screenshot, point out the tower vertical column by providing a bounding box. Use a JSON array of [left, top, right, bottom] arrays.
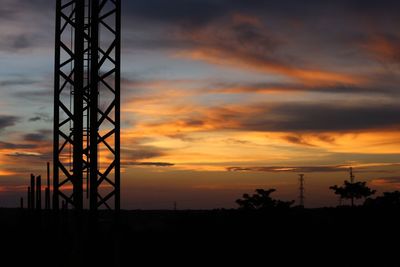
[[54, 0, 121, 211], [89, 0, 99, 211], [115, 0, 121, 212], [73, 0, 85, 211], [53, 0, 61, 211]]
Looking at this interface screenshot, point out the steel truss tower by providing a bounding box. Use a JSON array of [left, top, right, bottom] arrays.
[[53, 0, 121, 211]]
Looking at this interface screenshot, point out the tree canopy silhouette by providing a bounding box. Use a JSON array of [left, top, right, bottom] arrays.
[[364, 191, 400, 208], [236, 189, 294, 210], [330, 180, 376, 207]]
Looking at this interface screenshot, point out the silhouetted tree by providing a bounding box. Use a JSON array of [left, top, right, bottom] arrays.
[[330, 181, 376, 207], [236, 189, 294, 210], [364, 191, 400, 208]]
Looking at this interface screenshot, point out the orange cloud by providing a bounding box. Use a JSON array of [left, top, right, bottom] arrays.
[[370, 177, 400, 189], [363, 35, 400, 64], [0, 185, 26, 192], [120, 92, 400, 174], [0, 170, 17, 176], [129, 104, 263, 137], [280, 131, 400, 154], [179, 48, 361, 85]]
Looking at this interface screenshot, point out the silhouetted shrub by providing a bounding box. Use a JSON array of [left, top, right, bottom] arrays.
[[364, 191, 400, 208], [236, 189, 294, 210]]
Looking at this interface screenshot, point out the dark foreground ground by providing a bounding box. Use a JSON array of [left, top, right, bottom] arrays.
[[1, 207, 399, 266]]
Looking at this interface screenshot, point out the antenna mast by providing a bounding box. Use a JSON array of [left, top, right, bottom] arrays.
[[299, 174, 305, 207]]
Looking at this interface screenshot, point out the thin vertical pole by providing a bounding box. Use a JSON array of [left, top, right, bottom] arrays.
[[46, 162, 51, 210], [90, 0, 100, 211], [45, 188, 50, 210], [36, 175, 42, 211], [30, 174, 35, 210], [47, 162, 50, 188], [27, 186, 31, 210], [73, 0, 85, 211]]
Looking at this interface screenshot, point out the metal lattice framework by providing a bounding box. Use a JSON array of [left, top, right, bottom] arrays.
[[53, 0, 120, 211]]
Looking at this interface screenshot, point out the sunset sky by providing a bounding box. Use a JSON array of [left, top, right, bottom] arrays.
[[1, 0, 400, 209]]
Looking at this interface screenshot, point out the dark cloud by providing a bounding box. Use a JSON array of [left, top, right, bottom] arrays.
[[165, 102, 400, 133], [0, 1, 53, 52], [29, 117, 41, 122], [0, 5, 18, 21], [281, 134, 336, 147], [125, 162, 174, 167], [120, 146, 173, 167], [3, 37, 41, 51], [0, 141, 36, 149], [182, 119, 205, 127], [240, 103, 400, 132], [28, 113, 52, 123], [0, 78, 39, 87], [119, 0, 400, 90], [122, 0, 399, 54], [283, 135, 315, 147], [122, 147, 165, 161], [124, 0, 226, 27], [210, 82, 395, 95], [23, 130, 52, 142], [0, 115, 19, 131], [12, 34, 33, 50], [223, 138, 252, 145], [23, 133, 46, 142], [12, 89, 51, 101], [123, 0, 400, 26]]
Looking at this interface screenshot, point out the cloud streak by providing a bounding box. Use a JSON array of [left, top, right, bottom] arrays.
[[124, 162, 174, 167], [6, 151, 43, 158], [0, 141, 36, 150], [370, 177, 400, 188], [135, 102, 400, 134], [0, 115, 18, 131], [227, 165, 348, 173], [227, 163, 400, 174]]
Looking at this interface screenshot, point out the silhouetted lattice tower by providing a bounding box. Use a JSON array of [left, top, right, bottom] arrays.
[[299, 174, 305, 207], [53, 0, 121, 211], [349, 167, 355, 183]]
